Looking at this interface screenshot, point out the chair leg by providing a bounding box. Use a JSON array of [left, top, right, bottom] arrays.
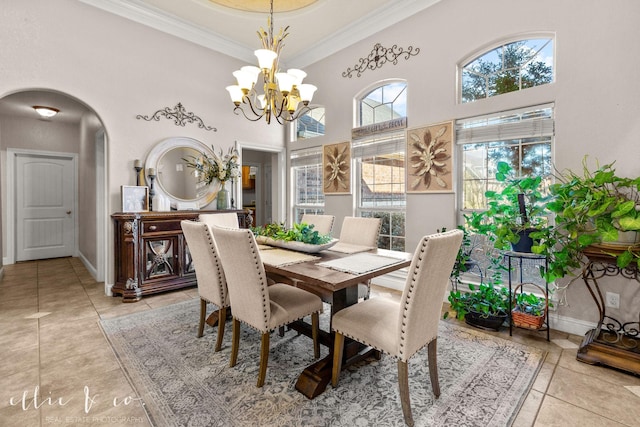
[[427, 339, 440, 398], [331, 332, 345, 387], [398, 360, 414, 427], [257, 332, 270, 387], [311, 312, 320, 359], [214, 306, 227, 352], [230, 318, 240, 368], [197, 299, 206, 338]]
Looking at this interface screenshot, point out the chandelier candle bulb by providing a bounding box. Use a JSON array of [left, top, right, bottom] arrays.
[[255, 49, 277, 69]]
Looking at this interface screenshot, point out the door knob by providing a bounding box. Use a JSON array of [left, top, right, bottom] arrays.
[[66, 211, 72, 215]]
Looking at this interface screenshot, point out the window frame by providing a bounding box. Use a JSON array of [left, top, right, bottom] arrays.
[[353, 80, 408, 251], [290, 147, 325, 224], [458, 33, 555, 104]]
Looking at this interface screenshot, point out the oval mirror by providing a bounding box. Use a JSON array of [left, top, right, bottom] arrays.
[[145, 137, 221, 209]]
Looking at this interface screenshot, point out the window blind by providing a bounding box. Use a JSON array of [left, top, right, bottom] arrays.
[[290, 147, 322, 168], [456, 103, 554, 145], [352, 130, 406, 158]]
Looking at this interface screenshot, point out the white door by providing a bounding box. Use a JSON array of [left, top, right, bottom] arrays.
[[16, 153, 75, 261]]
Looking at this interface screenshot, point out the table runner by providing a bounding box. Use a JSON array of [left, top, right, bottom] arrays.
[[260, 248, 320, 267], [317, 252, 406, 274]]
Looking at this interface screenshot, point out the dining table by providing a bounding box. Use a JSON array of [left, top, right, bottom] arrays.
[[259, 242, 412, 399]]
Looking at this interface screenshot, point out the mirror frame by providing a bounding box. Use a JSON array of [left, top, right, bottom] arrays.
[[145, 137, 221, 210]]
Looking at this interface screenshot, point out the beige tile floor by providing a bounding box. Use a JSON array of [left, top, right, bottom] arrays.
[[1, 257, 639, 426]]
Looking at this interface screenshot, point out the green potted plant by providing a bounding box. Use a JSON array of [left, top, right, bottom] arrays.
[[539, 157, 640, 281], [439, 226, 483, 287], [466, 161, 551, 254], [446, 282, 510, 331], [511, 284, 548, 330]]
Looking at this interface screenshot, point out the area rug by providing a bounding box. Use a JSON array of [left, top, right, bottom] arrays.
[[100, 299, 545, 427]]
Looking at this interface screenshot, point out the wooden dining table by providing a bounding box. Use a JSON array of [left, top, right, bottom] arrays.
[[261, 245, 412, 399]]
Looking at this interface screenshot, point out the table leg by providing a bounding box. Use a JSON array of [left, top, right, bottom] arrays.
[[294, 285, 379, 399]]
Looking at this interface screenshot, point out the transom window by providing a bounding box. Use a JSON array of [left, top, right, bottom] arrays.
[[461, 38, 554, 103], [359, 82, 407, 126], [296, 107, 325, 140]]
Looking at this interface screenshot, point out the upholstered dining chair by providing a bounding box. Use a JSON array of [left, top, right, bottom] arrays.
[[331, 229, 463, 427], [210, 225, 324, 387], [339, 216, 381, 300], [180, 220, 229, 352], [199, 212, 239, 229], [300, 213, 335, 235]]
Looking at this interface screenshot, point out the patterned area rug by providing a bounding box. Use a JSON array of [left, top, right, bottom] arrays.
[[100, 299, 545, 427]]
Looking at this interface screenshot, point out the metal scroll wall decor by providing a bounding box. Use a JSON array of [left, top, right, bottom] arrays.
[[136, 102, 217, 132], [342, 43, 420, 78]]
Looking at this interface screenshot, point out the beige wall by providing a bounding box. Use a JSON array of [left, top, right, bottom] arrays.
[[0, 0, 284, 284], [1, 0, 638, 333], [293, 0, 640, 331]]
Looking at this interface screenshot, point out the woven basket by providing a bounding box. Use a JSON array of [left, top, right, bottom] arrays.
[[511, 283, 547, 330]]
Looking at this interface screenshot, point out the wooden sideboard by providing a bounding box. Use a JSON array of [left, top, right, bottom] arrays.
[[111, 210, 251, 302]]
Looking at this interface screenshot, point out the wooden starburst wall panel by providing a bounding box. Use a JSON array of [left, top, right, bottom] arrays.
[[406, 121, 454, 193], [323, 141, 351, 194]]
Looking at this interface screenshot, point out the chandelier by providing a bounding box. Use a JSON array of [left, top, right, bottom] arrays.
[[225, 0, 317, 124]]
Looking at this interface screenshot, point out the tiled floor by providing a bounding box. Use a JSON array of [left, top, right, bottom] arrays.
[[1, 258, 639, 426]]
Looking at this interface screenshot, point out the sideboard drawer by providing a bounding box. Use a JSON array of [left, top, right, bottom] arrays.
[[141, 220, 184, 234]]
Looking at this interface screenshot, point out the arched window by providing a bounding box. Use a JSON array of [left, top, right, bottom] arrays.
[[353, 81, 407, 251], [296, 106, 325, 140], [460, 37, 554, 103]]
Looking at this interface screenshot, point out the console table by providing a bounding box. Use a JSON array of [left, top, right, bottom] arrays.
[[111, 210, 250, 302], [577, 245, 640, 375]]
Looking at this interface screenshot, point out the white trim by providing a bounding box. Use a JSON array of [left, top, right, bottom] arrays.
[[78, 0, 441, 68], [79, 251, 98, 279], [6, 148, 79, 265], [95, 129, 107, 282], [78, 0, 255, 63], [234, 141, 286, 223]]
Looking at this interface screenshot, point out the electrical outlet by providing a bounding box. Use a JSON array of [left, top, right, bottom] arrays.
[[605, 292, 620, 309]]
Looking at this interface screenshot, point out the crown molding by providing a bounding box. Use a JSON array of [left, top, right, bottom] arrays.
[[79, 0, 440, 67], [287, 0, 441, 68], [78, 0, 255, 63]]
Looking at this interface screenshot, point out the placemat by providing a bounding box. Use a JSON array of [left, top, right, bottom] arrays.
[[317, 252, 405, 274], [327, 242, 374, 254], [260, 248, 320, 267]]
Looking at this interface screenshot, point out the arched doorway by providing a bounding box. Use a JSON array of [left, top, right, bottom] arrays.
[[0, 89, 108, 281]]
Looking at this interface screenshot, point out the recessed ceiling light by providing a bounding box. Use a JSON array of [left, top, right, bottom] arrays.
[[32, 106, 60, 118]]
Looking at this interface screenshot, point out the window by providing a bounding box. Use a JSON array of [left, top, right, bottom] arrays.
[[461, 38, 554, 103], [354, 81, 407, 251], [291, 147, 324, 223], [457, 104, 554, 212], [360, 83, 407, 125], [296, 107, 325, 140]]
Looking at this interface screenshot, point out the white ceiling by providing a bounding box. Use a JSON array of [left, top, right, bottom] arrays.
[[0, 0, 441, 123]]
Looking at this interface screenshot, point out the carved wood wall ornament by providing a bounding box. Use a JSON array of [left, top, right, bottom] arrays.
[[342, 43, 420, 78], [136, 102, 217, 131]]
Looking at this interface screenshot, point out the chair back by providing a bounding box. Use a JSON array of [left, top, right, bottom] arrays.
[[180, 220, 228, 308], [338, 216, 381, 247], [199, 213, 239, 229], [210, 226, 270, 331], [397, 229, 463, 361], [300, 214, 335, 235]]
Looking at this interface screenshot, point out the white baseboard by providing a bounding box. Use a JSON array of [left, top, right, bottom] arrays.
[[78, 252, 98, 280], [2, 257, 9, 266], [105, 282, 113, 297]]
